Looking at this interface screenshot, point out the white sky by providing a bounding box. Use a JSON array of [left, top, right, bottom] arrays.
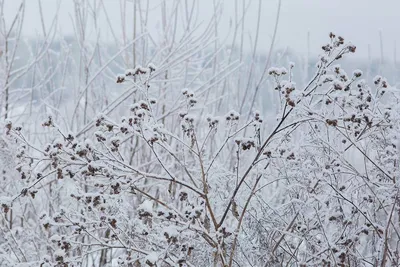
[[3, 0, 400, 61]]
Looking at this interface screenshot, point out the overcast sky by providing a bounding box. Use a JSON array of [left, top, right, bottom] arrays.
[[3, 0, 400, 61]]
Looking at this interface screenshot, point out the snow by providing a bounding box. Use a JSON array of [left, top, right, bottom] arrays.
[[138, 200, 153, 213], [50, 234, 62, 242], [164, 225, 179, 237], [54, 249, 65, 257], [145, 252, 158, 264]]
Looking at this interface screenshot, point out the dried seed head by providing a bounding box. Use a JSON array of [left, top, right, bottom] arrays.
[[353, 69, 363, 78], [116, 74, 125, 83], [348, 44, 356, 53], [148, 63, 156, 72]]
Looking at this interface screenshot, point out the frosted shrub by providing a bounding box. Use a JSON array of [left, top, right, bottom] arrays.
[[3, 33, 400, 267]]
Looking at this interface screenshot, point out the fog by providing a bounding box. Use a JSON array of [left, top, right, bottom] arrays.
[[3, 0, 400, 60]]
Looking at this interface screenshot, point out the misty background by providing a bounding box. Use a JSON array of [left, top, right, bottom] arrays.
[[3, 0, 400, 108]]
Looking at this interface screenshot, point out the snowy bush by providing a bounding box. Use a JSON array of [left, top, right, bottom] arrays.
[[2, 31, 400, 267], [1, 1, 400, 266]]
